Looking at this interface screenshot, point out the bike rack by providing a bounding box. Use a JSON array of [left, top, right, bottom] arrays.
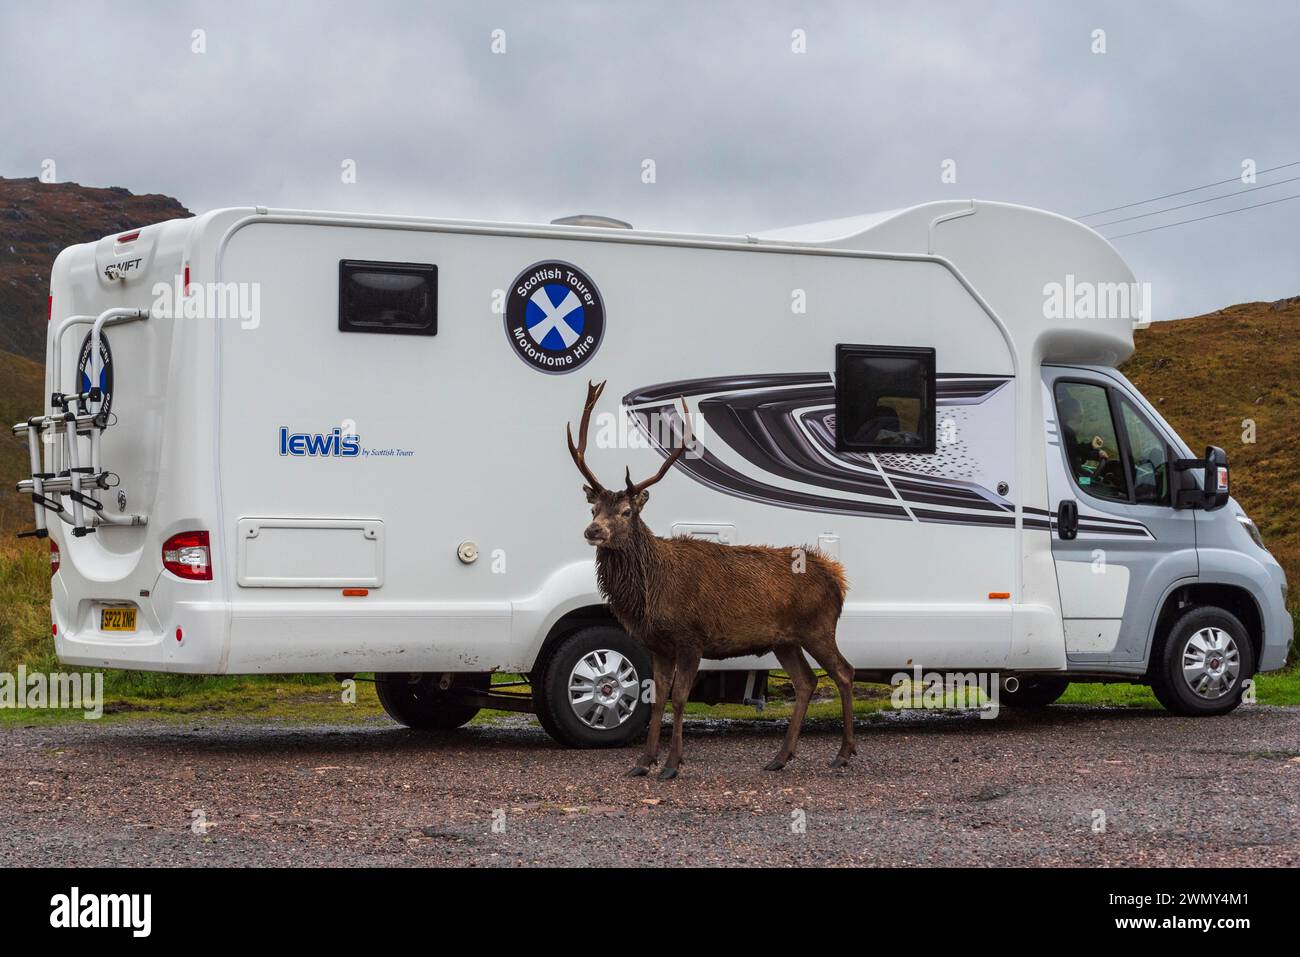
[[11, 307, 150, 539]]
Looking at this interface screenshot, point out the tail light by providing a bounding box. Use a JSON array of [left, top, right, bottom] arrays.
[[162, 531, 212, 581], [50, 540, 60, 577]]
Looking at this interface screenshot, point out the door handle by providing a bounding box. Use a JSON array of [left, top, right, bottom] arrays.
[[1057, 500, 1079, 541]]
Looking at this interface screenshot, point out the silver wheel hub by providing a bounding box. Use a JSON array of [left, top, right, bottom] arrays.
[[568, 649, 640, 729], [1181, 627, 1240, 700]]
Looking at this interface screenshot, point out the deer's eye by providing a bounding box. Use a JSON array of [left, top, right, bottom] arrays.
[[621, 508, 632, 517]]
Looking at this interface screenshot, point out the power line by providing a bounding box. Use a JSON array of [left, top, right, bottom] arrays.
[[1090, 175, 1300, 227], [1076, 161, 1300, 218], [1103, 192, 1300, 239]]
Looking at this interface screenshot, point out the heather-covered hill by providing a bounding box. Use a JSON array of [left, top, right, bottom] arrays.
[[0, 176, 190, 360], [1123, 296, 1300, 590]]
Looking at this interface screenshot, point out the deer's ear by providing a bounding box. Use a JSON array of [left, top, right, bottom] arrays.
[[633, 489, 650, 509], [583, 485, 599, 504]]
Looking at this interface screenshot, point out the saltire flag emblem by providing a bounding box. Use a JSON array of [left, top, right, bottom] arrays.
[[526, 284, 585, 350], [503, 260, 605, 374]]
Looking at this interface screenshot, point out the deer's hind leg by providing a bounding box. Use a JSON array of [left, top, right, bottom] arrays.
[[808, 641, 857, 768], [765, 644, 817, 771]]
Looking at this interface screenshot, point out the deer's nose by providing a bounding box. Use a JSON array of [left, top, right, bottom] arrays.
[[584, 523, 605, 543]]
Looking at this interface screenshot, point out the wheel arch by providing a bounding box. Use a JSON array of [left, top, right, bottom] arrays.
[[528, 603, 622, 677], [1147, 580, 1264, 676]]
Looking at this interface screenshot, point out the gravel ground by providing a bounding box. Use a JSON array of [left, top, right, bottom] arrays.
[[2, 705, 1298, 867]]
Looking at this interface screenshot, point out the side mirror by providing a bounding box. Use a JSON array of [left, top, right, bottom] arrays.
[[1175, 445, 1229, 511], [1204, 445, 1229, 510]]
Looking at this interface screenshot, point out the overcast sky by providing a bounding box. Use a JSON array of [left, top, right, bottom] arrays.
[[2, 0, 1296, 320]]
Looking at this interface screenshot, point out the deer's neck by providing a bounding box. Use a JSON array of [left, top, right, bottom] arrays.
[[595, 523, 663, 629]]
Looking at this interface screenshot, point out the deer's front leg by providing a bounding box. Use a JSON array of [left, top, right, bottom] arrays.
[[626, 651, 671, 777], [658, 651, 701, 781]]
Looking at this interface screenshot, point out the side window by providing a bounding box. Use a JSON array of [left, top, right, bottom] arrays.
[[1118, 398, 1170, 505], [1053, 381, 1128, 502], [339, 260, 437, 336], [835, 344, 935, 452]]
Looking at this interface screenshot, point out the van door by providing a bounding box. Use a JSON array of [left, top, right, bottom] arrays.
[[1042, 368, 1197, 665]]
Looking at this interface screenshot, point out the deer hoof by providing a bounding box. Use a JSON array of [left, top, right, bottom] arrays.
[[829, 756, 851, 769], [625, 765, 650, 778], [763, 758, 787, 772], [656, 766, 679, 781]]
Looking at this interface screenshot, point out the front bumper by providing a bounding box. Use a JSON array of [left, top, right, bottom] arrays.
[[1258, 562, 1292, 672]]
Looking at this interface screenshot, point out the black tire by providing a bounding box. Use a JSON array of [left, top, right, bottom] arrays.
[[1000, 677, 1070, 708], [1149, 606, 1256, 716], [374, 672, 488, 730], [534, 626, 651, 749]]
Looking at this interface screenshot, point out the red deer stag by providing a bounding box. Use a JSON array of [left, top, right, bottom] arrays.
[[566, 380, 855, 779]]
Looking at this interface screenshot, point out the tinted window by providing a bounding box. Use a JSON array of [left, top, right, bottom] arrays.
[[1054, 381, 1128, 502], [339, 260, 437, 335], [1119, 398, 1170, 504], [835, 344, 935, 452]]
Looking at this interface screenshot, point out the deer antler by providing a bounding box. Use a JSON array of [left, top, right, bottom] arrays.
[[567, 380, 607, 492], [625, 396, 692, 496]]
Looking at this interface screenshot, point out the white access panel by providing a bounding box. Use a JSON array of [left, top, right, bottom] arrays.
[[237, 518, 384, 588]]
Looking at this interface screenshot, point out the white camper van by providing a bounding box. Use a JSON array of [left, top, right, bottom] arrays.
[[14, 200, 1290, 746]]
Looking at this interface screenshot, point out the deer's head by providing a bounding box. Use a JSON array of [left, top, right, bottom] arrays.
[[566, 380, 690, 550]]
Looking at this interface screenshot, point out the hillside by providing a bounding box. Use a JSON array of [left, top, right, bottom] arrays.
[[0, 176, 190, 360], [1123, 297, 1300, 589]]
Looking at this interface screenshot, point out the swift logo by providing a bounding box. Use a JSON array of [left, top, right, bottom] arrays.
[[279, 427, 361, 457], [103, 258, 142, 281]]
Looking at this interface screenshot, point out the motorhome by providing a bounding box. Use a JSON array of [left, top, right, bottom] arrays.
[[13, 200, 1291, 746]]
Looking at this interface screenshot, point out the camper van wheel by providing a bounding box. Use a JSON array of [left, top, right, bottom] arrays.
[[1149, 607, 1256, 717], [534, 626, 652, 749], [374, 672, 488, 730], [999, 677, 1070, 709]]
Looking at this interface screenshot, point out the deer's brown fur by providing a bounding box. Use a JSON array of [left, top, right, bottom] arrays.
[[568, 381, 856, 779]]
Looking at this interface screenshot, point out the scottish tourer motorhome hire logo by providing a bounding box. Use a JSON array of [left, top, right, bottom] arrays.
[[505, 260, 604, 373], [75, 331, 113, 415]]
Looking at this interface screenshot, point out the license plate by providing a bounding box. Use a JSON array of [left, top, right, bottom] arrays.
[[100, 607, 137, 632]]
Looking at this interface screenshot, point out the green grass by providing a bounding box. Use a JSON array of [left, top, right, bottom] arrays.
[[0, 544, 55, 676]]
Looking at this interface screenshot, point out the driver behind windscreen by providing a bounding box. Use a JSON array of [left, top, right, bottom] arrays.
[[1058, 396, 1109, 483]]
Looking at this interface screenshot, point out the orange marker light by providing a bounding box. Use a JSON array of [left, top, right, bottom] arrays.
[[342, 588, 369, 597], [988, 592, 1011, 600]]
